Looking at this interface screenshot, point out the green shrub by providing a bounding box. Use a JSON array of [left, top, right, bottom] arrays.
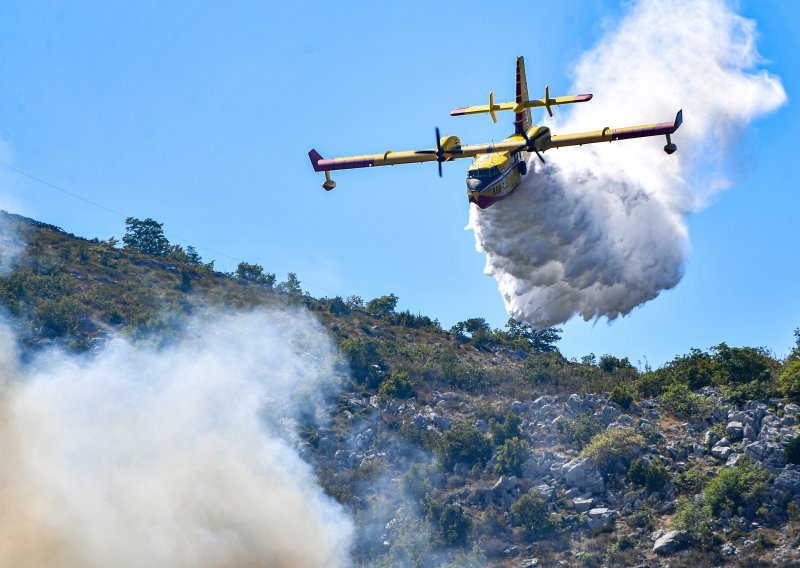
[[488, 412, 522, 446], [555, 414, 604, 450], [785, 436, 800, 465], [711, 343, 778, 403], [386, 310, 439, 330], [327, 296, 350, 316], [378, 371, 413, 399], [522, 352, 563, 386], [435, 504, 471, 546], [598, 355, 633, 373], [430, 348, 486, 392], [674, 467, 707, 494], [672, 498, 714, 550], [510, 490, 556, 538], [779, 360, 800, 403], [494, 437, 530, 476], [609, 385, 634, 409], [634, 370, 668, 398], [450, 318, 498, 351], [36, 297, 81, 337], [400, 464, 433, 511], [659, 382, 713, 421], [664, 348, 716, 390], [340, 337, 385, 387], [581, 427, 645, 474], [435, 422, 492, 470], [703, 458, 769, 515], [627, 458, 668, 492], [366, 293, 398, 316]]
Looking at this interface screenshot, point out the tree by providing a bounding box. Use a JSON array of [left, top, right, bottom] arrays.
[[436, 422, 491, 470], [366, 293, 398, 316], [451, 318, 495, 351], [511, 490, 555, 538], [327, 296, 350, 316], [276, 272, 303, 297], [505, 318, 562, 353], [598, 355, 634, 373], [122, 217, 171, 257], [235, 262, 276, 287], [185, 245, 203, 265], [345, 295, 364, 309]]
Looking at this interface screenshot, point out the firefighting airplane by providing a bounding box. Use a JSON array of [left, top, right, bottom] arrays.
[[308, 56, 682, 209]]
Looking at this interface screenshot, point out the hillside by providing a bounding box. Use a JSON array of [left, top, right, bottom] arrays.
[[1, 210, 800, 567]]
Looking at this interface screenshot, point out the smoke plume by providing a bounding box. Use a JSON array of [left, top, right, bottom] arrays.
[[468, 0, 786, 327], [0, 310, 353, 567]]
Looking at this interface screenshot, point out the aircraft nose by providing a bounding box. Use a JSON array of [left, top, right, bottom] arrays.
[[467, 178, 482, 191]]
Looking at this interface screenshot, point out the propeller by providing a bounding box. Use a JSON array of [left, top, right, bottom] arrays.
[[415, 127, 454, 177], [519, 129, 545, 164]]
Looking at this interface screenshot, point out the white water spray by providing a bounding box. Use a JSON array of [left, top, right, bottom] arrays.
[[469, 0, 786, 327]]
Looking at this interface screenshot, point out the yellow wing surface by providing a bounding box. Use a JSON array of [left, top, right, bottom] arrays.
[[308, 135, 529, 172], [308, 110, 683, 188], [451, 88, 593, 122], [541, 110, 683, 152]]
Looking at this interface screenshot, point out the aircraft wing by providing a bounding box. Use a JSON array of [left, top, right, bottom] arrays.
[[308, 137, 528, 173], [451, 92, 593, 120], [544, 110, 683, 150]]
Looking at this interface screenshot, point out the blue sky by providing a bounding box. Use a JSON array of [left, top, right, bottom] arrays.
[[0, 1, 797, 366]]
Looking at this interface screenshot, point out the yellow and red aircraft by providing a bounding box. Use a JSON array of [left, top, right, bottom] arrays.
[[309, 56, 682, 209]]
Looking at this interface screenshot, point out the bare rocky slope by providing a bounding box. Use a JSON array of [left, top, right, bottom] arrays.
[[2, 211, 800, 567]]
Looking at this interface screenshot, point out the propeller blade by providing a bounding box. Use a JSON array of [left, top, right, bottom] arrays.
[[438, 161, 443, 177], [534, 149, 546, 164]]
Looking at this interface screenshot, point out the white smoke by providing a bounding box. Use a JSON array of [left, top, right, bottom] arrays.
[[468, 0, 786, 327], [0, 310, 353, 567]]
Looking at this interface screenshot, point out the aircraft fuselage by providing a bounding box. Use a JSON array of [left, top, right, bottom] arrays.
[[466, 141, 529, 209]]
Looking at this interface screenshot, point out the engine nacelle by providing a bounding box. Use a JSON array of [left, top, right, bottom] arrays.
[[439, 135, 462, 152], [525, 126, 551, 150]]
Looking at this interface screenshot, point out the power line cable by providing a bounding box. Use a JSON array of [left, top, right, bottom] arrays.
[[0, 162, 340, 296]]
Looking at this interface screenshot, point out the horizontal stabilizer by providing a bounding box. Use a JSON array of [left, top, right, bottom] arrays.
[[451, 92, 593, 119]]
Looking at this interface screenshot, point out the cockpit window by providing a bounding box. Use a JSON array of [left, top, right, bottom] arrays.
[[469, 167, 501, 179]]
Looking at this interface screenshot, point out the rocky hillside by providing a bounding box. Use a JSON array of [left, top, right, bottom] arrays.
[[2, 211, 800, 567]]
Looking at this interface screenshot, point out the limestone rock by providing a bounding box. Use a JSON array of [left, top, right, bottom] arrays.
[[561, 457, 605, 494], [652, 530, 687, 555]]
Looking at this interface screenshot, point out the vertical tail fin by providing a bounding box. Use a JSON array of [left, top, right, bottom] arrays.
[[514, 56, 532, 136]]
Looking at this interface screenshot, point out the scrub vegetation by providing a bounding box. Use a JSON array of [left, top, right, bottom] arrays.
[[2, 211, 800, 566]]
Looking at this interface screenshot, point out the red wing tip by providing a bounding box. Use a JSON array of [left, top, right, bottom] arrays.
[[575, 94, 593, 102], [450, 107, 468, 116]]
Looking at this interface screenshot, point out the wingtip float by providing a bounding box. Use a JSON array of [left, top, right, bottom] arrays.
[[308, 56, 683, 209]]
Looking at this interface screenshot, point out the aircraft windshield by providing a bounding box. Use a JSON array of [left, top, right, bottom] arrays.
[[468, 167, 499, 179]]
